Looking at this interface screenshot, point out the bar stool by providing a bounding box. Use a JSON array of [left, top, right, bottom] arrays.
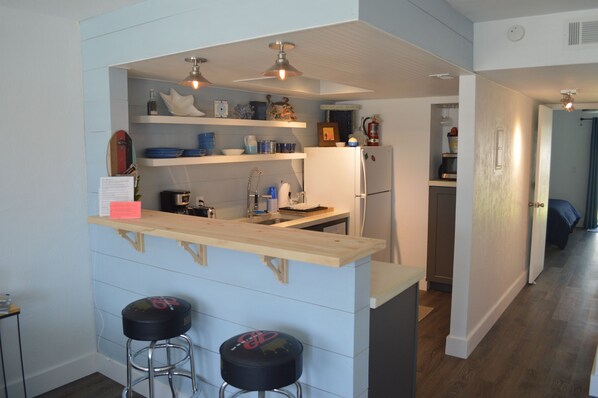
[[219, 330, 303, 398], [121, 296, 198, 398]]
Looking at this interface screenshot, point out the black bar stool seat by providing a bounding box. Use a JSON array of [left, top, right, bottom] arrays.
[[121, 296, 198, 398], [219, 330, 303, 398]]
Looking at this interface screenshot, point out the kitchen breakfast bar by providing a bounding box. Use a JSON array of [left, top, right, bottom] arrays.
[[88, 210, 422, 397]]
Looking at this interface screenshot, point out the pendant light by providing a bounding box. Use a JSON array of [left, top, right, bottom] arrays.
[[179, 57, 212, 90], [560, 89, 576, 112], [262, 41, 302, 81]]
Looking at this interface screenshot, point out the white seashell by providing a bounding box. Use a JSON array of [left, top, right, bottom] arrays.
[[159, 88, 205, 117]]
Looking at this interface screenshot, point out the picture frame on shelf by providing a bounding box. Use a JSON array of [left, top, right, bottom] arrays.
[[317, 122, 339, 147], [214, 100, 229, 118]]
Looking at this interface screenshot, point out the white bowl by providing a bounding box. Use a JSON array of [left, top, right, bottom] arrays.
[[221, 148, 245, 156], [335, 142, 346, 147]]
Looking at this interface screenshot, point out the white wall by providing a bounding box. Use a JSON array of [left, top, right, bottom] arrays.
[[549, 110, 593, 220], [0, 6, 96, 396], [447, 75, 537, 358], [474, 9, 598, 71], [341, 96, 458, 282]]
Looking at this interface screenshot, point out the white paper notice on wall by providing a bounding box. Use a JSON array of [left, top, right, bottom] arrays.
[[99, 176, 134, 216]]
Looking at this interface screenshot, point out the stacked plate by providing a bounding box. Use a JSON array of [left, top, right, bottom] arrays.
[[182, 149, 206, 157], [145, 147, 184, 158]]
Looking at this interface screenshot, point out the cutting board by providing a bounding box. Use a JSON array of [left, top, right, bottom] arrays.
[[278, 206, 333, 216]]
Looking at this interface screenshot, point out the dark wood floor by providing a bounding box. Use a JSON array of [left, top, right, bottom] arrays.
[[36, 372, 142, 398], [36, 230, 598, 397], [417, 228, 598, 398]]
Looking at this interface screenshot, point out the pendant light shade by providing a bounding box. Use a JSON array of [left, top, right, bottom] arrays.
[[560, 89, 576, 112], [179, 57, 211, 90], [262, 41, 302, 80]]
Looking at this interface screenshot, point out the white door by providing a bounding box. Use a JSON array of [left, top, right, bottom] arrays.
[[528, 105, 553, 283]]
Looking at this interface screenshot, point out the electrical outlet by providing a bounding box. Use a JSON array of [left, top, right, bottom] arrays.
[[195, 196, 204, 206]]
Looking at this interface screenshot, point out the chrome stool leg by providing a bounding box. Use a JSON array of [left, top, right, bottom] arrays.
[[125, 338, 133, 398], [147, 340, 156, 397], [166, 339, 176, 397], [180, 334, 198, 393]]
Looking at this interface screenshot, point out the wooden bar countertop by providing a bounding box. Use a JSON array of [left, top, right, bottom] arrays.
[[88, 210, 385, 268]]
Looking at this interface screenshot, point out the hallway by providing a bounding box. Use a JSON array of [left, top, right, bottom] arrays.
[[417, 229, 598, 397]]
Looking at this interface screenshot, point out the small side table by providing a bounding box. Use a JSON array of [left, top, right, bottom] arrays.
[[0, 304, 27, 398]]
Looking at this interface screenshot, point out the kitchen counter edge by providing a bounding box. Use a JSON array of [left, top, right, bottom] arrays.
[[87, 209, 384, 268], [370, 261, 424, 309]]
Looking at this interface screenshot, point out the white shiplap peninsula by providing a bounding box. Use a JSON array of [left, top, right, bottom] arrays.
[[89, 210, 384, 397]]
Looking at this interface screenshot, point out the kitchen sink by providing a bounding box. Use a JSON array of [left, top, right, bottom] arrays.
[[231, 213, 302, 225], [254, 217, 296, 225]]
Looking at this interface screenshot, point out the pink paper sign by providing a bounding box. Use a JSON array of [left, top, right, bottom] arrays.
[[109, 201, 141, 219]]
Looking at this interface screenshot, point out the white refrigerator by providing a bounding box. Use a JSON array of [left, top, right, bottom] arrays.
[[304, 146, 392, 261]]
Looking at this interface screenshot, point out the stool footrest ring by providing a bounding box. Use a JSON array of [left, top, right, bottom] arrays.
[[219, 381, 302, 398], [130, 341, 191, 373]]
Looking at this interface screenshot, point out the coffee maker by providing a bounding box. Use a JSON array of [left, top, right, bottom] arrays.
[[439, 153, 457, 180], [160, 190, 191, 214]]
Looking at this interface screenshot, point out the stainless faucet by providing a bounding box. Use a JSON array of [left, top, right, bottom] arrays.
[[247, 167, 269, 218]]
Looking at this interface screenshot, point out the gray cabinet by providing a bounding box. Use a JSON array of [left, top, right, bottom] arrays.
[[426, 185, 456, 291], [301, 218, 347, 234], [369, 283, 418, 398]]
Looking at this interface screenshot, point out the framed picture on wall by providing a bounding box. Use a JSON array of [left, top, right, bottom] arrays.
[[317, 122, 339, 147]]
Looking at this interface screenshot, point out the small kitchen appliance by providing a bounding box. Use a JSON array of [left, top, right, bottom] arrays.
[[439, 153, 457, 180], [187, 200, 216, 218], [160, 190, 191, 214]]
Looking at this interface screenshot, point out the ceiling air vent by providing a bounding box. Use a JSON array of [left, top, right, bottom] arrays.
[[568, 20, 598, 46]]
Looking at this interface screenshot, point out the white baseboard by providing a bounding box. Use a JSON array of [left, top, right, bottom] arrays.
[[24, 352, 97, 397], [445, 270, 527, 358]]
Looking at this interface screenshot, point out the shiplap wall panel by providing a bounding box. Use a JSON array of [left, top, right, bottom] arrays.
[[92, 252, 367, 357], [91, 226, 366, 313]]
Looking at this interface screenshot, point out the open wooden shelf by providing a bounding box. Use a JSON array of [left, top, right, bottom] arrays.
[[131, 115, 306, 128], [138, 152, 306, 167]]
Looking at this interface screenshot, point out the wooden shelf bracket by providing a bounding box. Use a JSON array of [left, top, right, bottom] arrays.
[[178, 241, 207, 266], [116, 229, 145, 252], [260, 256, 289, 284]]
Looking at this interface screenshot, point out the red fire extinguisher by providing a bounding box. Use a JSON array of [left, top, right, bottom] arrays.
[[362, 115, 380, 146]]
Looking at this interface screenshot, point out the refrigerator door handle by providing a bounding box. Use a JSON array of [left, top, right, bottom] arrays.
[[360, 151, 367, 236]]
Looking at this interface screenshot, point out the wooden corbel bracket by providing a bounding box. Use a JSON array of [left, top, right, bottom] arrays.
[[116, 229, 145, 252], [260, 256, 289, 284], [178, 241, 207, 266]]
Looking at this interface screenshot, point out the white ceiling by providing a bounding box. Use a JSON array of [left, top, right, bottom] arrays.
[[445, 0, 598, 22], [2, 0, 598, 104], [121, 22, 468, 101]]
